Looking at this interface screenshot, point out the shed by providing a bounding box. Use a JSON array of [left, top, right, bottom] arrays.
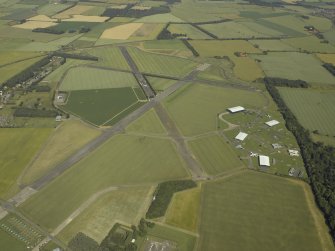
[[259, 155, 270, 167], [235, 132, 248, 141], [227, 106, 245, 113], [288, 149, 299, 156], [55, 115, 62, 122], [265, 120, 279, 127]]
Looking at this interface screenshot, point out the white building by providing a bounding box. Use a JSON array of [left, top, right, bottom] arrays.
[[259, 155, 270, 167], [265, 120, 279, 127], [235, 132, 248, 141], [288, 149, 299, 157], [227, 106, 245, 113]]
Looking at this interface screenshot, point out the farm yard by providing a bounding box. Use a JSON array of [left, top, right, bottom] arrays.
[[0, 0, 335, 250]]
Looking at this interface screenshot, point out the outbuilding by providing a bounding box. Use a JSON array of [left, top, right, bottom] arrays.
[[265, 120, 279, 127], [235, 132, 248, 141], [259, 155, 270, 167], [227, 106, 245, 113]]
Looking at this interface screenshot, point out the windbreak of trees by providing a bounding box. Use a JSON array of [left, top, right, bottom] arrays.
[[32, 28, 64, 34], [323, 63, 335, 76], [182, 39, 199, 57], [14, 108, 58, 118], [266, 82, 335, 240], [102, 5, 170, 18], [54, 52, 99, 61], [264, 77, 309, 88]]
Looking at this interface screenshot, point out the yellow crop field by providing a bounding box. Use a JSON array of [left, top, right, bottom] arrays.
[[53, 5, 94, 19], [14, 21, 57, 30], [100, 23, 144, 39], [316, 53, 335, 65], [28, 15, 57, 22], [64, 15, 109, 22]]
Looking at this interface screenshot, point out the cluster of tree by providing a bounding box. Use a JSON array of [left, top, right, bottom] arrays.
[[264, 77, 309, 88], [157, 25, 186, 39], [146, 180, 197, 218], [27, 85, 51, 92], [192, 19, 230, 25], [32, 28, 64, 34], [182, 39, 199, 57], [54, 52, 99, 61], [323, 63, 335, 76], [190, 24, 218, 39], [102, 5, 170, 18], [14, 108, 58, 118], [68, 232, 101, 251], [266, 82, 335, 241], [164, 0, 181, 4], [3, 56, 52, 88], [245, 0, 283, 7]]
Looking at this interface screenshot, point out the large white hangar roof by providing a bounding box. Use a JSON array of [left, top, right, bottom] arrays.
[[259, 155, 270, 167], [227, 106, 245, 113], [265, 120, 280, 127], [235, 132, 248, 141]]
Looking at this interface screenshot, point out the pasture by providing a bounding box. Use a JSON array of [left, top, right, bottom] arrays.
[[14, 21, 57, 30], [164, 84, 266, 136], [0, 128, 51, 199], [253, 52, 334, 85], [249, 39, 295, 51], [64, 15, 109, 23], [134, 13, 183, 23], [61, 88, 139, 126], [100, 23, 144, 40], [20, 134, 188, 231], [146, 76, 177, 92], [262, 15, 309, 36], [21, 120, 101, 186], [0, 51, 43, 67], [59, 67, 138, 91], [58, 186, 153, 243], [168, 24, 212, 39], [165, 187, 201, 232], [87, 46, 130, 70], [316, 53, 335, 64], [130, 23, 164, 40], [28, 15, 57, 22], [127, 47, 197, 77], [281, 36, 335, 53], [0, 229, 26, 251], [126, 109, 167, 135], [198, 171, 332, 251], [37, 3, 73, 16], [188, 135, 243, 175], [278, 88, 335, 136], [53, 5, 95, 19]]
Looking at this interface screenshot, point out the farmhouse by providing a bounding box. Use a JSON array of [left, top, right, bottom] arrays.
[[259, 155, 270, 167], [235, 132, 248, 141], [265, 120, 279, 127], [227, 106, 245, 113]]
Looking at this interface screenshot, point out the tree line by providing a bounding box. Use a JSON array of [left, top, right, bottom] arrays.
[[323, 63, 335, 76], [102, 5, 170, 18]]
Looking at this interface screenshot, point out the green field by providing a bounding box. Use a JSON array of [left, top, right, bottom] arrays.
[[21, 120, 101, 186], [58, 186, 153, 243], [0, 229, 26, 251], [126, 108, 167, 135], [253, 52, 334, 85], [51, 22, 99, 33], [278, 88, 335, 136], [0, 51, 43, 67], [21, 134, 188, 231], [59, 67, 138, 91], [127, 47, 197, 77], [37, 3, 73, 16], [146, 76, 177, 92], [164, 84, 267, 136], [188, 135, 243, 175], [134, 13, 184, 23], [61, 88, 140, 126], [249, 39, 295, 51], [0, 128, 51, 198], [168, 24, 211, 39], [198, 171, 332, 251], [282, 36, 335, 53]]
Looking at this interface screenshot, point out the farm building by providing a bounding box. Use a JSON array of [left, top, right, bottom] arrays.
[[272, 143, 282, 149], [288, 149, 299, 157], [55, 115, 62, 122], [227, 106, 245, 113], [259, 155, 270, 167], [265, 120, 279, 127], [235, 132, 248, 141]]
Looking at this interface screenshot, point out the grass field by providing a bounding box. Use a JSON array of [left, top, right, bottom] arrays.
[[165, 187, 201, 232], [146, 76, 177, 92], [130, 23, 164, 40], [51, 21, 99, 33], [0, 51, 43, 67], [282, 36, 335, 53], [127, 47, 197, 77], [278, 88, 335, 136], [100, 23, 144, 40], [126, 108, 166, 135], [53, 5, 95, 19], [61, 88, 139, 126], [316, 53, 335, 64], [135, 13, 184, 23], [168, 24, 211, 39], [253, 52, 334, 85], [58, 186, 153, 243], [198, 171, 332, 251], [14, 20, 57, 30], [249, 39, 295, 51], [37, 3, 73, 16], [0, 128, 51, 199], [188, 135, 243, 175], [59, 67, 138, 91], [21, 134, 188, 231], [261, 15, 309, 36], [164, 84, 266, 136], [0, 229, 26, 251], [87, 46, 130, 70], [21, 120, 101, 186]]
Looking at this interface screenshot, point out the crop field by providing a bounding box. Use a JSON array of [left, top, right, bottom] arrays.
[[168, 24, 212, 39], [51, 21, 99, 33], [127, 47, 197, 77], [281, 36, 335, 53], [142, 40, 187, 51], [58, 186, 153, 243], [253, 52, 334, 85], [188, 135, 243, 175], [316, 53, 335, 64], [0, 51, 43, 67], [21, 120, 101, 186], [146, 76, 177, 92], [0, 229, 26, 251], [0, 128, 51, 199], [135, 13, 184, 23], [164, 84, 266, 136], [59, 67, 138, 91], [37, 3, 73, 16], [254, 19, 306, 37], [53, 5, 95, 19], [198, 171, 332, 251], [261, 16, 310, 36], [165, 187, 201, 232], [61, 88, 139, 126], [28, 15, 57, 22], [87, 46, 130, 70], [64, 15, 109, 23], [100, 23, 144, 40], [240, 21, 284, 37], [278, 88, 335, 136], [14, 21, 57, 30], [249, 39, 295, 51], [21, 134, 188, 231], [126, 109, 167, 135], [131, 23, 165, 40]]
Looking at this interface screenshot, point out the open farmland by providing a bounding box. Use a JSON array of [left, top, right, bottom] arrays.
[[20, 134, 188, 231], [0, 51, 43, 67], [0, 229, 26, 251], [87, 46, 130, 70], [164, 84, 267, 136], [127, 47, 197, 77], [63, 15, 109, 23], [188, 135, 243, 175], [253, 52, 334, 85], [316, 53, 335, 64], [100, 23, 144, 40], [21, 120, 101, 186], [37, 3, 73, 16], [198, 171, 333, 251], [14, 21, 57, 30], [168, 24, 212, 39], [0, 129, 51, 199], [146, 76, 177, 92], [53, 5, 95, 19], [59, 67, 138, 91], [61, 88, 140, 126], [281, 36, 335, 53], [278, 88, 335, 137]]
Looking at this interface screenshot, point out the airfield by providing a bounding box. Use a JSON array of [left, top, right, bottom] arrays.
[[0, 0, 335, 250]]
